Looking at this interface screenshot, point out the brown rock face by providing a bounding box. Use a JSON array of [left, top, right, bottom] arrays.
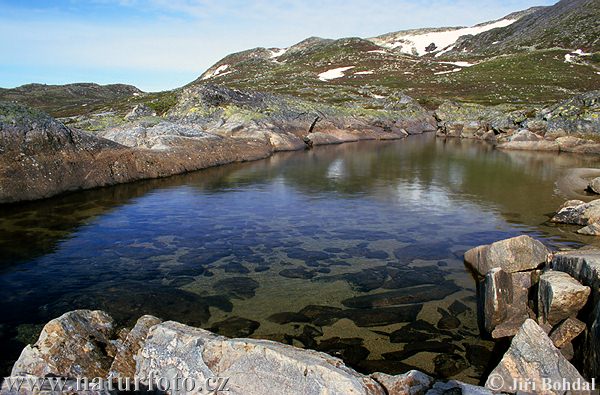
[[464, 235, 550, 277], [482, 269, 533, 338], [485, 319, 589, 394], [538, 270, 590, 325], [549, 317, 586, 349], [109, 315, 162, 378], [10, 310, 116, 378]]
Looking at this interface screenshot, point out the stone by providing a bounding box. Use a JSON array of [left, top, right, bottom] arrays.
[[549, 317, 586, 348], [551, 199, 600, 226], [482, 269, 532, 338], [485, 319, 589, 394], [341, 282, 460, 309], [589, 177, 600, 194], [437, 308, 460, 330], [428, 380, 493, 395], [109, 314, 161, 379], [124, 104, 156, 120], [209, 316, 260, 338], [137, 321, 386, 394], [433, 354, 468, 378], [464, 235, 550, 277], [11, 310, 116, 378], [538, 270, 590, 325], [370, 370, 433, 395], [550, 248, 600, 378], [577, 222, 600, 236]]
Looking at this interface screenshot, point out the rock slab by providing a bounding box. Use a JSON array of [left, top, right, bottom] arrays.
[[538, 270, 590, 325]]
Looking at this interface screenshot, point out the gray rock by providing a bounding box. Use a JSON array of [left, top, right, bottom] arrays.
[[483, 269, 532, 338], [464, 235, 550, 277], [427, 380, 492, 395], [137, 321, 386, 394], [109, 315, 162, 378], [550, 248, 600, 378], [371, 370, 433, 395], [485, 319, 589, 394], [577, 222, 600, 236], [124, 104, 156, 120], [549, 317, 586, 349], [589, 177, 600, 194], [11, 310, 116, 379], [538, 270, 590, 325], [551, 199, 600, 226]]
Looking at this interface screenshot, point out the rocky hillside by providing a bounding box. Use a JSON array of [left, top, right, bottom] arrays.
[[0, 83, 143, 118], [449, 0, 600, 56], [192, 1, 599, 106]]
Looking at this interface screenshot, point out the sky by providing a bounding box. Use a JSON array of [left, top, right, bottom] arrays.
[[0, 0, 556, 92]]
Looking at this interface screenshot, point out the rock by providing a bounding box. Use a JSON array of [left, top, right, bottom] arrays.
[[437, 308, 460, 330], [538, 270, 590, 325], [551, 199, 600, 226], [210, 316, 260, 338], [496, 140, 559, 152], [433, 354, 468, 378], [341, 282, 460, 309], [109, 314, 161, 378], [370, 370, 433, 395], [428, 380, 493, 395], [588, 177, 600, 194], [560, 199, 586, 210], [137, 321, 387, 394], [577, 222, 600, 236], [507, 129, 541, 142], [482, 269, 533, 338], [560, 342, 575, 361], [11, 310, 116, 378], [551, 248, 600, 378], [124, 104, 156, 120], [485, 319, 589, 394], [464, 235, 550, 276], [549, 317, 586, 348]]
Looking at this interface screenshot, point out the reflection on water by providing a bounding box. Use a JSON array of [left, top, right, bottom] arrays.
[[1, 134, 599, 383]]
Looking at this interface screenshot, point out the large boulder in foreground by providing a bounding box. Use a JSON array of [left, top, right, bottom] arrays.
[[11, 310, 116, 378], [138, 321, 386, 395], [464, 235, 550, 276], [485, 319, 589, 394], [538, 271, 590, 325]]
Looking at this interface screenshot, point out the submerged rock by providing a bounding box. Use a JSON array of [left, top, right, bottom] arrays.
[[209, 316, 261, 338], [485, 319, 589, 394]]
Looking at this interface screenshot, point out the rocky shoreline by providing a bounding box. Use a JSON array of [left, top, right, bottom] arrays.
[[2, 234, 598, 394], [0, 85, 436, 204]]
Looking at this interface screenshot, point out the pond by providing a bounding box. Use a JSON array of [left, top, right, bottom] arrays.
[[1, 133, 598, 383]]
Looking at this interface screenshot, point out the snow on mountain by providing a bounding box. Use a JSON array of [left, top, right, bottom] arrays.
[[318, 66, 355, 81], [369, 18, 517, 56], [201, 64, 231, 80]]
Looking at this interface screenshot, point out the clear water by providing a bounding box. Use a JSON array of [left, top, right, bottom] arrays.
[[1, 134, 598, 383]]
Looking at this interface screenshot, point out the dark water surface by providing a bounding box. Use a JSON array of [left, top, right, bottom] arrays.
[[1, 134, 599, 383]]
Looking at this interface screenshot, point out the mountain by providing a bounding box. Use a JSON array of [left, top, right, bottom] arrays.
[[0, 83, 143, 117], [193, 0, 600, 106], [448, 0, 600, 56]]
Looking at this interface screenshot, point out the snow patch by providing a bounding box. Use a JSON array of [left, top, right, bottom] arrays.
[[438, 61, 474, 67], [270, 48, 288, 58], [367, 49, 387, 54], [378, 18, 517, 56], [372, 94, 385, 99], [201, 64, 230, 80], [354, 70, 374, 75], [565, 50, 592, 64], [318, 66, 355, 81], [434, 68, 462, 75]]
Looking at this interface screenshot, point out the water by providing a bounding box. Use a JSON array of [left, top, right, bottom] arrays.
[[1, 134, 598, 383]]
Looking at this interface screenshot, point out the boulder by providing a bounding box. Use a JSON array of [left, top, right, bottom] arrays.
[[482, 269, 532, 338], [538, 270, 590, 325], [428, 380, 493, 395], [550, 249, 600, 378], [551, 199, 600, 226], [589, 177, 600, 194], [124, 104, 156, 120], [485, 319, 589, 394], [11, 310, 116, 378], [577, 222, 600, 236], [549, 317, 586, 348], [109, 315, 162, 378], [370, 370, 433, 395], [138, 321, 386, 394], [464, 235, 550, 277]]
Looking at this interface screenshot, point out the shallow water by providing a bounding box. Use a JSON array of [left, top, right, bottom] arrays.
[[1, 134, 599, 383]]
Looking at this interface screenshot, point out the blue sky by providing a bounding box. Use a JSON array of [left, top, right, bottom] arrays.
[[0, 0, 556, 92]]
